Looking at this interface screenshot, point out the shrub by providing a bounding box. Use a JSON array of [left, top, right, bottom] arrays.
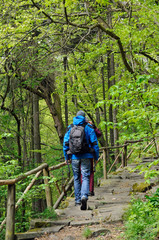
[[121, 189, 159, 240], [34, 207, 58, 220], [83, 227, 92, 239]]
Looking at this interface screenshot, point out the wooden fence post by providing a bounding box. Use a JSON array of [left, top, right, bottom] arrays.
[[122, 144, 127, 167], [43, 168, 53, 208], [125, 145, 128, 166], [53, 176, 74, 209], [5, 184, 15, 240], [103, 149, 107, 179]]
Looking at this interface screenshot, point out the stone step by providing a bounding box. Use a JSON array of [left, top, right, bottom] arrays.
[[30, 219, 70, 229], [15, 225, 65, 240]]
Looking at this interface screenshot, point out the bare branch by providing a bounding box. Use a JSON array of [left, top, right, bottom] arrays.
[[139, 51, 159, 64], [148, 78, 159, 84], [31, 0, 66, 25], [63, 0, 69, 23], [22, 84, 46, 99]]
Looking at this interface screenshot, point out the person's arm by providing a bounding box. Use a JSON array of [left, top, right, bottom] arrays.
[[94, 126, 102, 138], [63, 127, 71, 162], [88, 126, 99, 161], [88, 121, 102, 138]]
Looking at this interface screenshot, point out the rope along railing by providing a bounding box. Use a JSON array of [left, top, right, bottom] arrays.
[[0, 136, 158, 240]]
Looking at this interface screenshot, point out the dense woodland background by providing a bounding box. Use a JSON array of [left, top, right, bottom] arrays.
[[0, 0, 159, 238]]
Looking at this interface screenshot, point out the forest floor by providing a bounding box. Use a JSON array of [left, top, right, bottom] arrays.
[[35, 221, 124, 240]]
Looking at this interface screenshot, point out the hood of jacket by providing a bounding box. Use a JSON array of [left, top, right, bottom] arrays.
[[73, 115, 85, 125]]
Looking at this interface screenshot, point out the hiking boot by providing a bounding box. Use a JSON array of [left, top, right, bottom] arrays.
[[81, 197, 87, 210], [88, 191, 95, 196]]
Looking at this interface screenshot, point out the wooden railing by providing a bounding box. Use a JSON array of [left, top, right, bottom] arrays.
[[0, 136, 158, 240], [0, 162, 70, 240], [101, 136, 159, 180]]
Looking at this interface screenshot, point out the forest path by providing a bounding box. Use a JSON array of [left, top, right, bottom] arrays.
[[15, 158, 159, 240]]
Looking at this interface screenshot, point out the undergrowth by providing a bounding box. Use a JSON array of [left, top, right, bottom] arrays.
[[121, 188, 159, 240], [83, 227, 92, 238], [34, 207, 58, 220]]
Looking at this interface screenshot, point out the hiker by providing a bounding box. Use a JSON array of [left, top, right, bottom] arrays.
[[81, 119, 102, 196], [63, 110, 99, 210]]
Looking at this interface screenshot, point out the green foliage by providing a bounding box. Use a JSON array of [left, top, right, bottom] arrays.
[[83, 227, 92, 239], [0, 129, 18, 162], [15, 208, 31, 233], [94, 161, 104, 186], [122, 190, 159, 240], [35, 207, 58, 220], [0, 159, 21, 179], [0, 229, 5, 240], [0, 0, 159, 238], [108, 74, 159, 142], [131, 159, 159, 182], [145, 188, 159, 208]]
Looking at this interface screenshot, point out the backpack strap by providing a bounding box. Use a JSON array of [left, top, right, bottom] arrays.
[[65, 124, 74, 148], [66, 124, 74, 132], [82, 122, 87, 128]]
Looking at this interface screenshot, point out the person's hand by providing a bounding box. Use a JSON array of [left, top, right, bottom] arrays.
[[65, 159, 71, 164], [95, 160, 99, 165]]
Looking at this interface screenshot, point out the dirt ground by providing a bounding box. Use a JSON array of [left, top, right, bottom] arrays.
[[35, 221, 125, 240]]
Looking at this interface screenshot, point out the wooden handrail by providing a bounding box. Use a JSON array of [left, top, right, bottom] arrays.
[[49, 162, 66, 171], [101, 136, 158, 179], [100, 143, 128, 150], [1, 137, 157, 187], [108, 148, 124, 174], [143, 139, 154, 152], [125, 139, 144, 144], [0, 170, 42, 232], [0, 163, 48, 186], [53, 176, 74, 209]]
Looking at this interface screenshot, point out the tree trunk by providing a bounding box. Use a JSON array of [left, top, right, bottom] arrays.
[[45, 92, 65, 144], [5, 184, 15, 240], [64, 56, 68, 127], [107, 50, 115, 147], [101, 55, 108, 147], [107, 7, 115, 163], [33, 94, 42, 164], [30, 93, 35, 167], [32, 94, 45, 213], [22, 115, 28, 169], [39, 73, 65, 144], [99, 28, 108, 147]]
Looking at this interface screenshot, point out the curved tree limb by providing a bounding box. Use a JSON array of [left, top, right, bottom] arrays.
[[22, 84, 45, 99], [97, 22, 134, 74], [139, 51, 159, 64]]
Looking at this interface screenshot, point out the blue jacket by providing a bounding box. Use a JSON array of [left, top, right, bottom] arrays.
[[63, 115, 99, 161]]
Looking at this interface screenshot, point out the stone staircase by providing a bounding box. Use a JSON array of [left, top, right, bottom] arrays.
[[15, 158, 159, 240]]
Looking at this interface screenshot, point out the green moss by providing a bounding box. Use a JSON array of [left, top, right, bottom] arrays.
[[27, 228, 42, 232], [34, 222, 51, 228], [60, 197, 74, 209], [60, 200, 69, 209], [132, 182, 151, 192]]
